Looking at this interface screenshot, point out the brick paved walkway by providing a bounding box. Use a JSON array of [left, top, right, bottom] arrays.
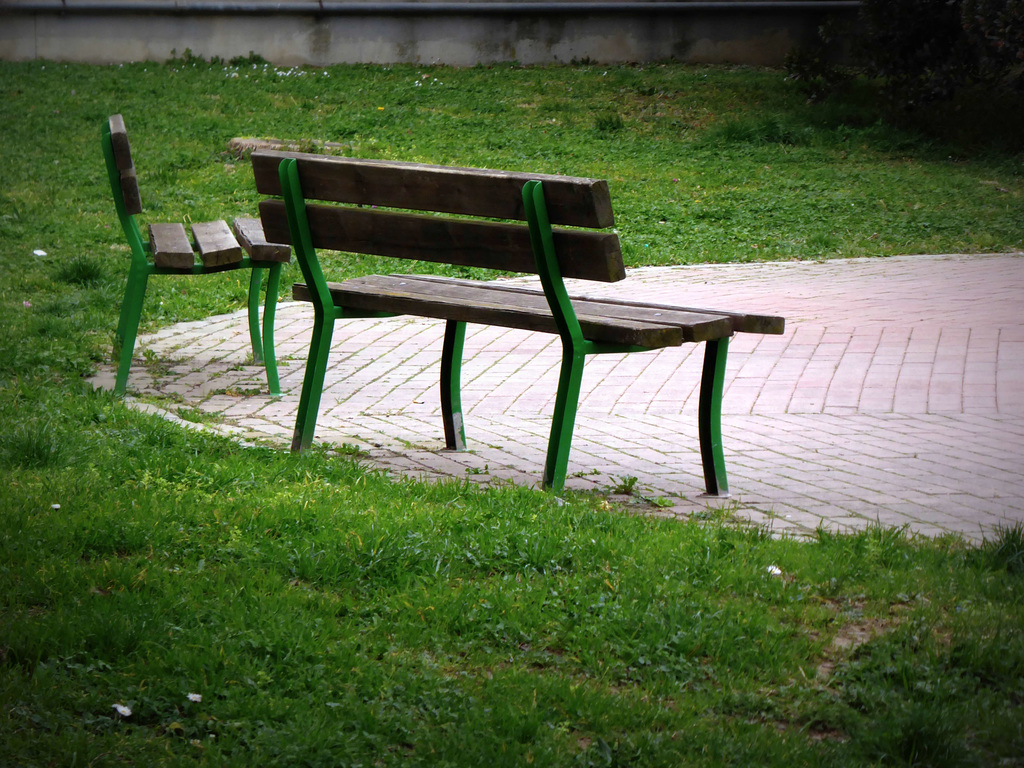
[[90, 253, 1024, 542]]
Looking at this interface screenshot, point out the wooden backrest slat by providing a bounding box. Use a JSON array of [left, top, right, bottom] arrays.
[[108, 114, 134, 171], [107, 114, 143, 215], [252, 150, 615, 229], [119, 167, 143, 216], [259, 200, 625, 283]]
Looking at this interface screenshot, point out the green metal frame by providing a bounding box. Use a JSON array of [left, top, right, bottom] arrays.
[[278, 161, 732, 496], [278, 158, 398, 451], [521, 180, 643, 490], [698, 338, 730, 497], [102, 120, 283, 398], [278, 157, 339, 451], [521, 181, 732, 496], [441, 320, 468, 451]]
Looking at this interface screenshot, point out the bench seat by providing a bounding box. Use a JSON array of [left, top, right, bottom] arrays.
[[293, 274, 780, 349], [148, 218, 290, 272]]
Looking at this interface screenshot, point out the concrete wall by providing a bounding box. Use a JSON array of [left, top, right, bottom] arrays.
[[0, 2, 859, 67]]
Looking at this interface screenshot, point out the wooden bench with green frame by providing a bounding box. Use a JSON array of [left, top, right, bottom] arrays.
[[253, 150, 784, 494], [101, 114, 291, 397]]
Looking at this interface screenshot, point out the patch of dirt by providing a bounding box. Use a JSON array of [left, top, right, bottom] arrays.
[[815, 605, 894, 681]]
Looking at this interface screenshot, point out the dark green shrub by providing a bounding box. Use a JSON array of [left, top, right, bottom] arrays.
[[784, 41, 854, 103], [856, 0, 973, 106], [962, 0, 1024, 91], [789, 0, 1024, 106]]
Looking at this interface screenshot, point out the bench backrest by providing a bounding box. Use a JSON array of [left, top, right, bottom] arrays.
[[252, 150, 626, 283], [102, 114, 149, 265], [104, 114, 143, 216]]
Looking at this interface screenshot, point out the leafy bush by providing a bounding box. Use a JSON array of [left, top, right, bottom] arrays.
[[791, 0, 1024, 106], [856, 0, 973, 106], [962, 0, 1024, 90]]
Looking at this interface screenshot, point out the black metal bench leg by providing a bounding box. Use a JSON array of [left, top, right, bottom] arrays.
[[698, 337, 731, 497], [440, 320, 467, 450]]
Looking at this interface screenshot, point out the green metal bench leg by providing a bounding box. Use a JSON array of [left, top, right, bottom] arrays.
[[543, 343, 587, 492], [247, 267, 266, 364], [291, 311, 334, 452], [698, 337, 730, 497], [261, 263, 283, 397], [440, 320, 467, 450], [113, 264, 149, 397], [246, 265, 283, 396]]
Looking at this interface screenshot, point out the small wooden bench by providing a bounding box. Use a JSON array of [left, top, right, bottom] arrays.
[[102, 114, 291, 397], [252, 150, 784, 494]]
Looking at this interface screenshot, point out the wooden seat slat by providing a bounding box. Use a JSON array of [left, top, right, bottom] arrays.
[[344, 274, 736, 343], [233, 217, 291, 263], [292, 277, 685, 349], [149, 222, 194, 270], [407, 274, 783, 336], [252, 150, 614, 228], [393, 275, 741, 343], [192, 220, 243, 268], [258, 200, 625, 283]]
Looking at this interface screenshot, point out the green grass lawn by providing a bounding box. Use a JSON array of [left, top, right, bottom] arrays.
[[1, 60, 1023, 766]]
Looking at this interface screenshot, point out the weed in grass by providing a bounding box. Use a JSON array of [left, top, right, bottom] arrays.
[[854, 700, 972, 768], [689, 503, 744, 526], [702, 114, 811, 146], [54, 255, 104, 287], [175, 406, 213, 424], [335, 441, 367, 458], [228, 50, 269, 68], [611, 475, 639, 495], [979, 521, 1024, 575], [0, 419, 68, 469], [593, 111, 625, 133], [806, 231, 840, 254]]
